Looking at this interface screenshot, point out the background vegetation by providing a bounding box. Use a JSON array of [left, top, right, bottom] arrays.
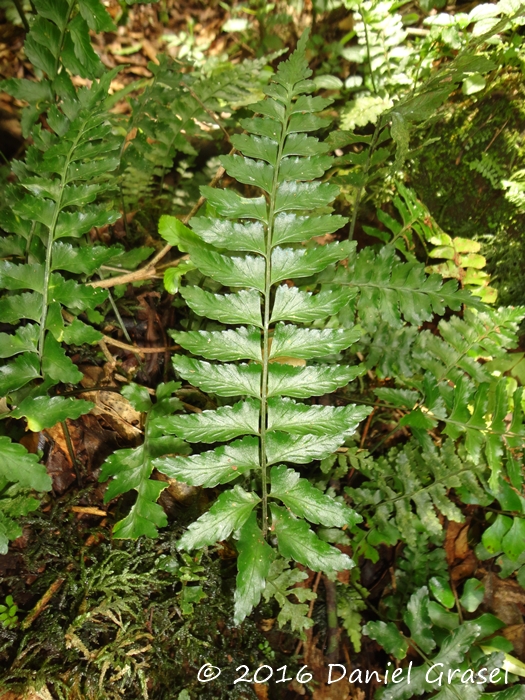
[[0, 0, 525, 698]]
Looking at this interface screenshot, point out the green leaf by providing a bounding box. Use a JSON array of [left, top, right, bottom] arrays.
[[230, 134, 279, 166], [271, 505, 354, 573], [0, 262, 44, 293], [482, 514, 513, 555], [11, 396, 93, 431], [0, 437, 52, 491], [266, 431, 349, 464], [178, 485, 259, 551], [158, 399, 259, 443], [78, 0, 116, 31], [429, 576, 456, 609], [191, 217, 265, 255], [121, 383, 152, 413], [52, 242, 121, 274], [262, 558, 316, 634], [101, 446, 168, 539], [234, 512, 274, 625], [270, 323, 361, 359], [267, 363, 363, 398], [0, 325, 39, 359], [155, 437, 260, 488], [220, 155, 274, 193], [33, 0, 69, 31], [62, 318, 103, 345], [270, 285, 357, 323], [0, 353, 40, 394], [428, 601, 460, 630], [0, 292, 42, 323], [501, 518, 525, 561], [275, 182, 339, 213], [188, 246, 266, 293], [363, 621, 408, 659], [460, 578, 485, 612], [403, 587, 436, 654], [42, 333, 83, 384], [270, 465, 360, 527], [50, 275, 107, 311], [267, 398, 370, 436], [173, 356, 261, 398], [201, 187, 267, 222], [272, 213, 347, 247], [282, 132, 331, 158], [271, 241, 352, 284], [172, 327, 262, 362], [181, 287, 262, 327], [66, 14, 102, 79]]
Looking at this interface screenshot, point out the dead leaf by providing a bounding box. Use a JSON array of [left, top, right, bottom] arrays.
[[445, 520, 471, 565], [503, 624, 525, 658], [482, 572, 525, 627], [253, 683, 269, 700], [79, 390, 142, 442]]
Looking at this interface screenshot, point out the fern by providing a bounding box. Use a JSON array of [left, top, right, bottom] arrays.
[[0, 72, 124, 549], [364, 586, 509, 700], [347, 440, 485, 551], [1, 0, 115, 135], [120, 55, 271, 211], [99, 382, 190, 539], [101, 33, 373, 624]]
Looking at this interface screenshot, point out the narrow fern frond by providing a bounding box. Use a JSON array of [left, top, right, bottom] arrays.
[[147, 34, 371, 624]]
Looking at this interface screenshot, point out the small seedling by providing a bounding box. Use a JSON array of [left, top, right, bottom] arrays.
[[0, 595, 19, 629]]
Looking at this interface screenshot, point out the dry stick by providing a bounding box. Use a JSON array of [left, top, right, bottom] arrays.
[[102, 335, 179, 354], [89, 159, 230, 290], [60, 420, 83, 487], [359, 404, 376, 449]]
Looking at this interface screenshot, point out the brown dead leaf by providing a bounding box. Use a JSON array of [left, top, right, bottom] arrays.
[[253, 682, 269, 700], [482, 572, 525, 627], [308, 642, 351, 700], [450, 552, 477, 582], [503, 623, 525, 658], [79, 390, 142, 442], [445, 520, 471, 565]]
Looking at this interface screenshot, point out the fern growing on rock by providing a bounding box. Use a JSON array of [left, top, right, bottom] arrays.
[[147, 34, 371, 623]]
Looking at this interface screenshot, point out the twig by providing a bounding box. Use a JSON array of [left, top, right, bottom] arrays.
[[21, 575, 67, 630], [98, 339, 115, 363], [60, 420, 83, 488], [102, 335, 179, 355], [359, 404, 376, 449]]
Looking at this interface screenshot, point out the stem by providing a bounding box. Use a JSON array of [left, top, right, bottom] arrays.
[[348, 121, 383, 241], [37, 126, 88, 362], [12, 0, 29, 32], [324, 576, 340, 663], [360, 4, 377, 95], [260, 94, 290, 538]]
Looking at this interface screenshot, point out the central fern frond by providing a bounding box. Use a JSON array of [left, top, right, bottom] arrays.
[[153, 34, 370, 623]]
